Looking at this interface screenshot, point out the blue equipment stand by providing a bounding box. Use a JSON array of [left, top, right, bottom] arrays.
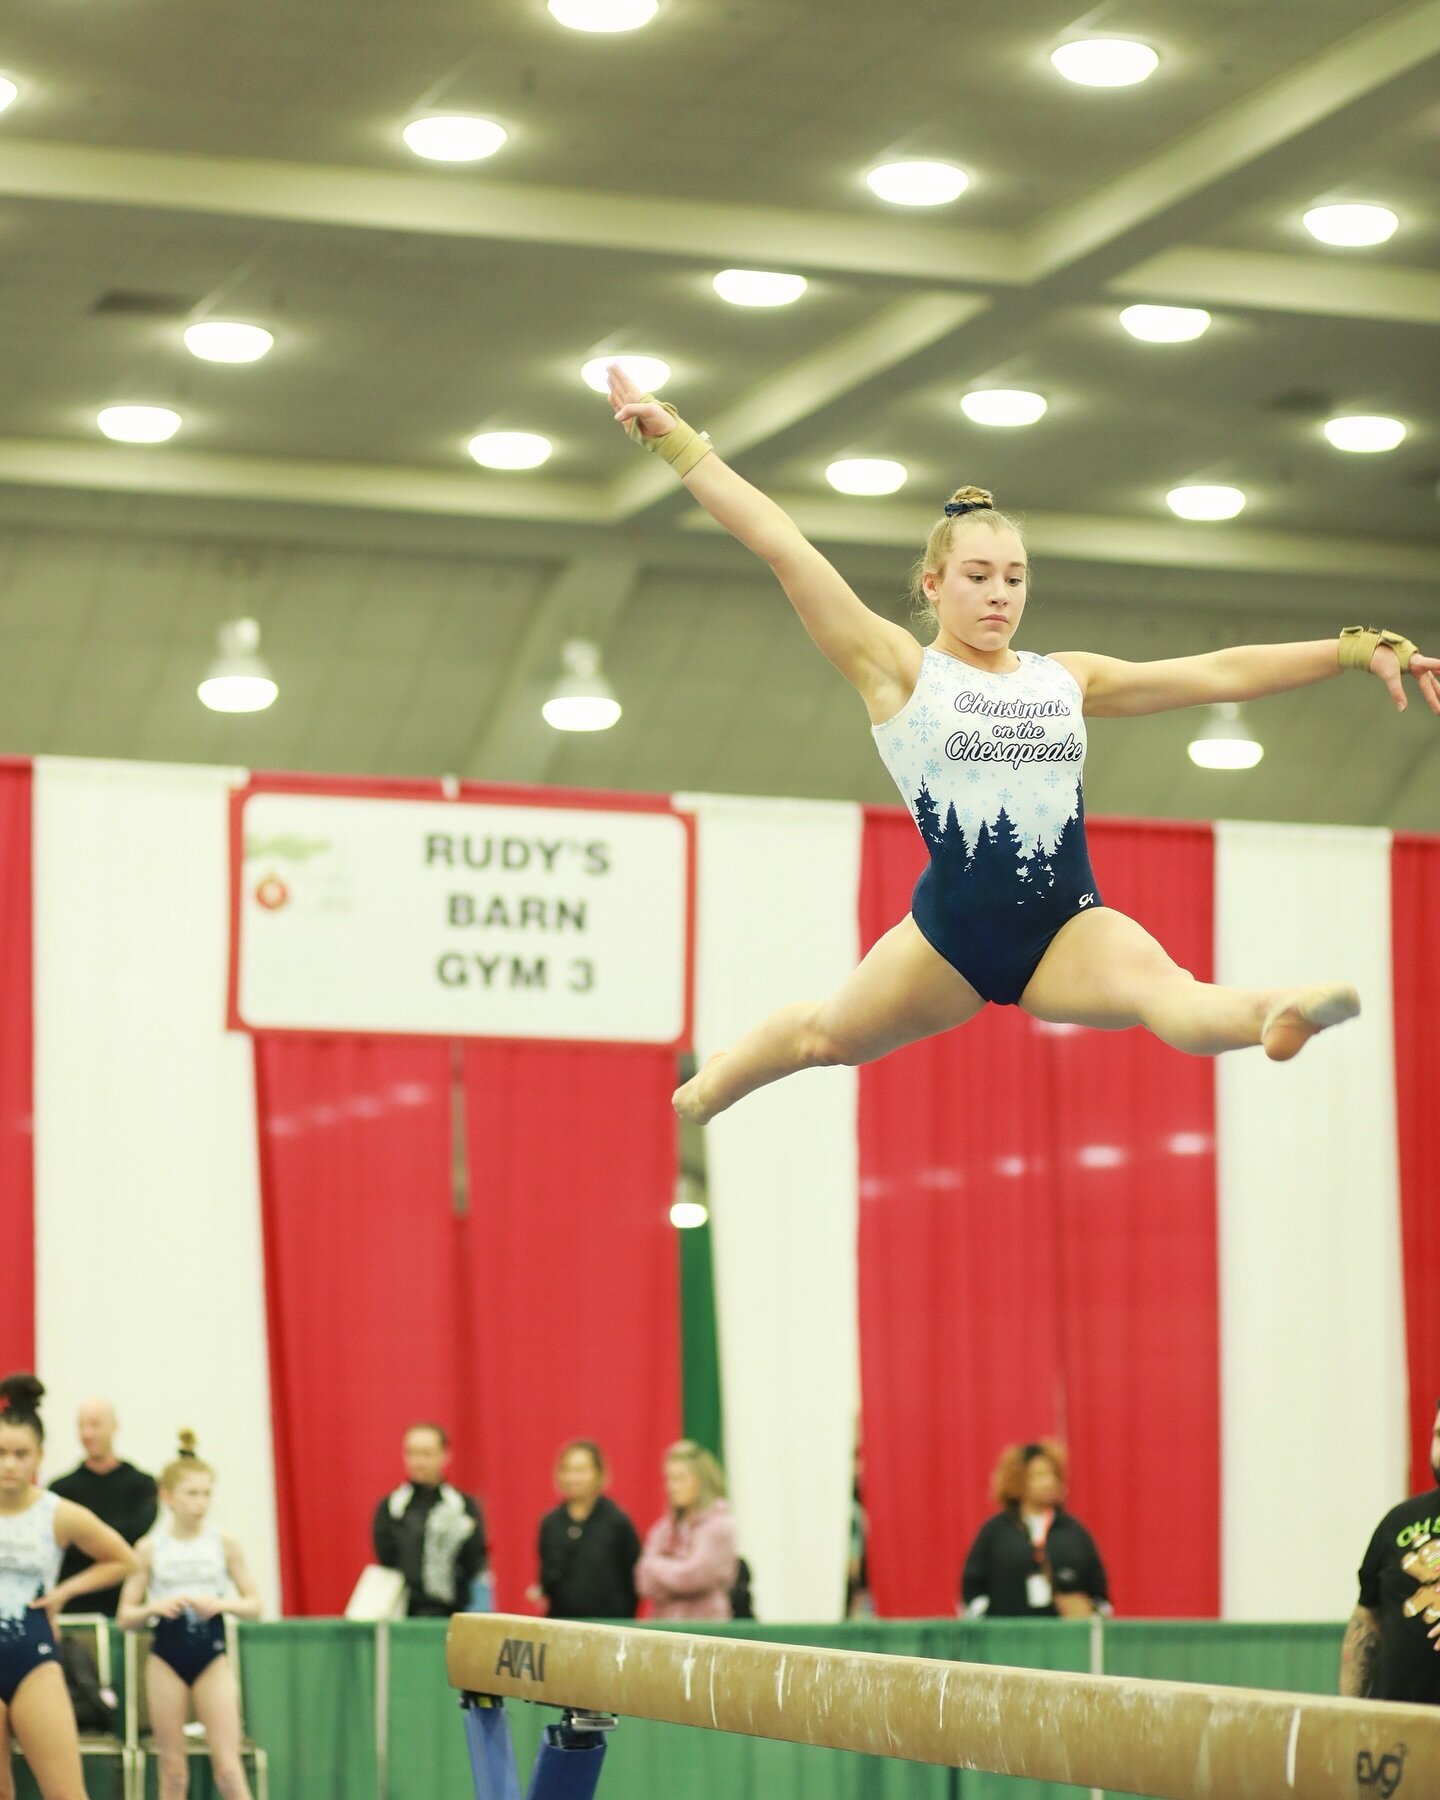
[[461, 1693, 613, 1800]]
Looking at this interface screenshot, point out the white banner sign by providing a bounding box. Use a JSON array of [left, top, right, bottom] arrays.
[[231, 789, 692, 1044]]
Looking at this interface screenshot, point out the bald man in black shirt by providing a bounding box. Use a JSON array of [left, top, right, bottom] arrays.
[[1342, 1401, 1440, 1705], [49, 1396, 157, 1616]]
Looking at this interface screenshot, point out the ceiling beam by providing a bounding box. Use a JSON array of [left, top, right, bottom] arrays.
[[1112, 247, 1440, 327], [606, 291, 990, 520], [0, 135, 1019, 287], [459, 551, 641, 784]]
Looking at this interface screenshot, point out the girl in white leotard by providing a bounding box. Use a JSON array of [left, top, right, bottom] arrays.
[[602, 369, 1440, 1126], [0, 1374, 135, 1800]]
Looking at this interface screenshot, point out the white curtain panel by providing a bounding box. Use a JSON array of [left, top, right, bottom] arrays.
[[1215, 821, 1408, 1621], [677, 794, 862, 1622], [33, 759, 282, 1615]]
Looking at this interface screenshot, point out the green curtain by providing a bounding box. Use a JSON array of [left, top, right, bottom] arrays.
[[680, 1214, 724, 1459]]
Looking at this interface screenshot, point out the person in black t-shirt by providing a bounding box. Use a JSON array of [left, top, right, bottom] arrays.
[[371, 1422, 486, 1618], [960, 1438, 1109, 1619], [1342, 1401, 1440, 1705], [531, 1440, 640, 1620], [49, 1396, 157, 1617]]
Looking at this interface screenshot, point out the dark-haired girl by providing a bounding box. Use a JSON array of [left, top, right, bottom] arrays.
[[0, 1373, 136, 1800], [605, 367, 1440, 1125], [118, 1433, 261, 1800]]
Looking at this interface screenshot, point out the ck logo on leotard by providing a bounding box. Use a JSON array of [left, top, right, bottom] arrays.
[[1078, 893, 1096, 907]]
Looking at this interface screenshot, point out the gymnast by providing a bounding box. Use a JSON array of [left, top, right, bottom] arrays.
[[117, 1432, 261, 1800], [605, 365, 1440, 1125], [0, 1374, 136, 1800]]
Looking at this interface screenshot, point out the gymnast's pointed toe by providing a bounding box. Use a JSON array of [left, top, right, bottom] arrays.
[[1260, 982, 1360, 1062]]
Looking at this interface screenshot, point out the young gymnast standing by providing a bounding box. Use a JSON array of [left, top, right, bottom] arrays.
[[0, 1374, 136, 1800], [118, 1433, 261, 1800], [606, 366, 1439, 1125]]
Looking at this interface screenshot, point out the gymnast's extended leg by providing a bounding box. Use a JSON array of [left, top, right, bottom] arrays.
[[674, 916, 986, 1124], [1019, 906, 1357, 1057]]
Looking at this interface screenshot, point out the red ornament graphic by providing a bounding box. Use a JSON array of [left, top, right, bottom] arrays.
[[255, 874, 289, 911]]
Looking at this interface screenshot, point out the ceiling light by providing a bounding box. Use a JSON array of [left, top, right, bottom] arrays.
[[1188, 702, 1262, 770], [97, 405, 182, 444], [1119, 304, 1211, 343], [467, 431, 553, 470], [866, 160, 969, 207], [1302, 203, 1398, 248], [1323, 414, 1406, 454], [581, 354, 670, 394], [1167, 483, 1245, 521], [402, 116, 507, 162], [826, 458, 907, 496], [712, 269, 808, 308], [0, 77, 18, 114], [183, 321, 274, 364], [1077, 1144, 1127, 1169], [198, 619, 278, 714], [1051, 39, 1159, 87], [549, 0, 659, 29], [960, 389, 1047, 427], [1166, 1132, 1211, 1156], [542, 639, 621, 732], [670, 1199, 709, 1229]]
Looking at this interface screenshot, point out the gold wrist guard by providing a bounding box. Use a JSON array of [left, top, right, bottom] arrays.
[[1338, 626, 1418, 672], [624, 399, 712, 477]]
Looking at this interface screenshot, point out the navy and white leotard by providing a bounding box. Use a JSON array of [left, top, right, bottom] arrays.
[[0, 1491, 62, 1704], [873, 647, 1102, 1004], [147, 1522, 229, 1685]]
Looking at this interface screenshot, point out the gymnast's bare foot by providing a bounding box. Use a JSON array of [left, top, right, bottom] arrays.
[[673, 1052, 727, 1125], [1260, 983, 1360, 1062]]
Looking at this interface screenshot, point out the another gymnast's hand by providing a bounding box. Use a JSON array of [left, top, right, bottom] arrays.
[[606, 363, 674, 439], [28, 1589, 62, 1628], [1370, 640, 1440, 715]]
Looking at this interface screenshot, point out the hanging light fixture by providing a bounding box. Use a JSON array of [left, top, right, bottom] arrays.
[[1188, 702, 1262, 770], [541, 639, 621, 732], [198, 618, 278, 714]]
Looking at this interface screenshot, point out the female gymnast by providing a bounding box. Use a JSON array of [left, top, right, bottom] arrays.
[[118, 1432, 261, 1800], [606, 365, 1440, 1126], [0, 1373, 136, 1800]]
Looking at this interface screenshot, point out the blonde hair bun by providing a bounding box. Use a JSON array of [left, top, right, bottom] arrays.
[[177, 1429, 199, 1458], [946, 485, 994, 511]]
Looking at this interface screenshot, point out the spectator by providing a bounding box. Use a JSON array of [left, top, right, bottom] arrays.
[[960, 1439, 1109, 1619], [1341, 1398, 1440, 1703], [533, 1440, 640, 1619], [49, 1396, 157, 1617], [371, 1423, 485, 1618], [636, 1440, 737, 1622]]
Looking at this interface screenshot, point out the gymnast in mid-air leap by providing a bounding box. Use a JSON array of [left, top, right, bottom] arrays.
[[605, 365, 1440, 1126]]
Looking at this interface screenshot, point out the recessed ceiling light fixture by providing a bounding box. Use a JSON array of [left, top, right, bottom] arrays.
[[866, 160, 969, 207], [183, 321, 274, 364], [1323, 414, 1406, 453], [542, 639, 622, 732], [670, 1198, 709, 1229], [1302, 203, 1398, 247], [1167, 483, 1245, 521], [548, 0, 659, 30], [960, 389, 1047, 427], [198, 619, 279, 714], [97, 405, 182, 444], [712, 269, 808, 308], [0, 76, 18, 113], [1051, 39, 1159, 87], [402, 115, 507, 162], [467, 431, 554, 470], [826, 458, 907, 496], [1188, 702, 1263, 770], [580, 354, 670, 394], [1119, 304, 1211, 343]]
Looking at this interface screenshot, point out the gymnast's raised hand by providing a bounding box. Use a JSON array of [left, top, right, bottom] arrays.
[[606, 366, 1437, 1127]]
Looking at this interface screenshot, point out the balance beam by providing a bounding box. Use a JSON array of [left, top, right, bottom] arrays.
[[447, 1614, 1437, 1800]]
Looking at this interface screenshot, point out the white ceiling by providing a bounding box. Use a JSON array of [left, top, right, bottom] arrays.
[[0, 0, 1437, 827]]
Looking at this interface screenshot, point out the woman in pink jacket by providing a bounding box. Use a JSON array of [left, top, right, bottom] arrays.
[[636, 1441, 738, 1621]]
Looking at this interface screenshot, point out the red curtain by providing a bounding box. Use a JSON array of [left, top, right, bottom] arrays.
[[858, 811, 1220, 1618], [0, 762, 33, 1375], [1392, 835, 1440, 1492], [460, 1042, 681, 1614], [254, 1034, 680, 1615], [254, 1036, 462, 1615]]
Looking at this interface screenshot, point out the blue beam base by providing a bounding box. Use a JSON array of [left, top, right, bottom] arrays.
[[524, 1721, 609, 1800], [462, 1696, 523, 1800]]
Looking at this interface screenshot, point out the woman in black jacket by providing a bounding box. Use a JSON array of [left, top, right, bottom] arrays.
[[532, 1441, 641, 1620], [960, 1439, 1109, 1619]]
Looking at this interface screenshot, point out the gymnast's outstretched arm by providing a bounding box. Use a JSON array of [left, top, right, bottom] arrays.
[[607, 364, 918, 713]]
